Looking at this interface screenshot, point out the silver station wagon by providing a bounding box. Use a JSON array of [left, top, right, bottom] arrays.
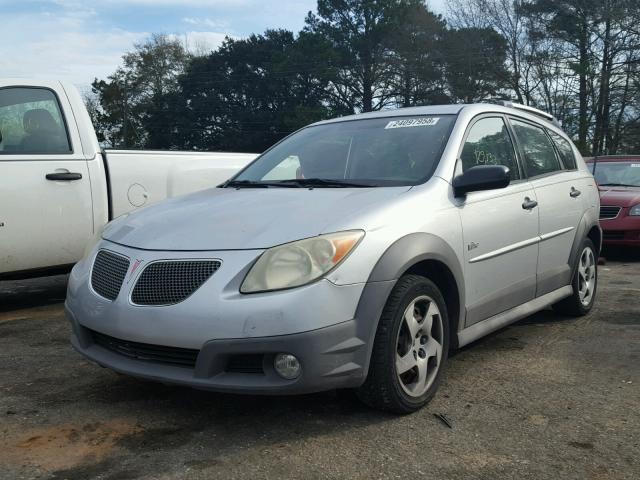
[[66, 102, 601, 413]]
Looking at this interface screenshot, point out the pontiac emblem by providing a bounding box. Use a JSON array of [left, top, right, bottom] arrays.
[[128, 259, 143, 282]]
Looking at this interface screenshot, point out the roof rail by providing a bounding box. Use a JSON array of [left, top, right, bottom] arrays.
[[492, 100, 561, 127]]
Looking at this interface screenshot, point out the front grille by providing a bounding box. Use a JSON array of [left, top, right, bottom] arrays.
[[603, 231, 625, 240], [91, 329, 199, 367], [226, 354, 265, 374], [131, 260, 221, 306], [91, 250, 130, 300], [600, 206, 621, 219]]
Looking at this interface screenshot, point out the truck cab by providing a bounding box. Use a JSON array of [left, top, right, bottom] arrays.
[[0, 79, 255, 278]]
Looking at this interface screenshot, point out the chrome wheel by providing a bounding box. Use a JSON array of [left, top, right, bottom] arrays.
[[395, 295, 443, 398], [577, 246, 596, 306]]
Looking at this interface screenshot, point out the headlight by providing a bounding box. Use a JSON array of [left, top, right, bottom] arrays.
[[241, 230, 364, 293], [630, 204, 640, 216]]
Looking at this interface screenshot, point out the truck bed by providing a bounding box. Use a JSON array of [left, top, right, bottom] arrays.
[[104, 150, 257, 218]]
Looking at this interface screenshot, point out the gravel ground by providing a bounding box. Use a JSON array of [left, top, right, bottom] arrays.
[[0, 249, 638, 480]]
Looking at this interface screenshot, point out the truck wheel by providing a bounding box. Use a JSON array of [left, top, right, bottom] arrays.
[[357, 275, 449, 414], [553, 239, 598, 316]]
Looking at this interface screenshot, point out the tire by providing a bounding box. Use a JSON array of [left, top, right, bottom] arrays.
[[552, 238, 598, 316], [357, 274, 449, 414]]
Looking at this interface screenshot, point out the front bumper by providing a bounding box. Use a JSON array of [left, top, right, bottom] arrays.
[[600, 211, 640, 246], [66, 240, 390, 394], [68, 306, 370, 394]]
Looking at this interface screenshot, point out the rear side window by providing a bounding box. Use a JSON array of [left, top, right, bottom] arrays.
[[510, 119, 561, 177], [548, 131, 577, 170], [460, 117, 520, 180], [0, 87, 71, 155]]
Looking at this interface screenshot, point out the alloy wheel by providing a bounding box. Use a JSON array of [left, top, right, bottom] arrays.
[[395, 295, 444, 397], [577, 246, 596, 307]]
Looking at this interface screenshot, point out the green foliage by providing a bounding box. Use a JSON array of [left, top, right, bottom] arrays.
[[173, 29, 336, 152], [442, 27, 509, 103], [90, 34, 190, 148], [88, 1, 512, 151]]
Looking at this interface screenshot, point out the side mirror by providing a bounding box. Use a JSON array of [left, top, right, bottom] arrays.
[[453, 165, 510, 197]]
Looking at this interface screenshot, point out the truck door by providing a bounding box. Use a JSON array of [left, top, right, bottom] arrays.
[[0, 85, 93, 276]]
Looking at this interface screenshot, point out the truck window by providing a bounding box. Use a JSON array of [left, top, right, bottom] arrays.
[[460, 117, 520, 180], [0, 87, 72, 155]]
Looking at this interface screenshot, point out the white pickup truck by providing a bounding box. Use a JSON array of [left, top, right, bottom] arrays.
[[0, 80, 256, 279]]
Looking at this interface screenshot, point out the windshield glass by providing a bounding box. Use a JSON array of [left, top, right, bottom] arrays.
[[230, 115, 455, 187], [593, 161, 640, 187]]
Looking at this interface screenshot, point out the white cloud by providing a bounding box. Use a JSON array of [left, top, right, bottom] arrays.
[[103, 0, 252, 6], [0, 0, 369, 89], [183, 17, 230, 29], [0, 8, 147, 88]]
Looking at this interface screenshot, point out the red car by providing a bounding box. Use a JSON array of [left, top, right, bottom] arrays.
[[586, 155, 640, 246]]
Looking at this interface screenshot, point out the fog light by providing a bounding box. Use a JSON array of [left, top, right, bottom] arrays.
[[274, 353, 301, 380]]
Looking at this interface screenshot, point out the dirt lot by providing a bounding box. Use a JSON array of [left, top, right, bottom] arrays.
[[1, 251, 638, 480]]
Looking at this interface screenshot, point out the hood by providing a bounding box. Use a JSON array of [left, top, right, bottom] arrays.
[[598, 186, 640, 208], [103, 186, 411, 251]]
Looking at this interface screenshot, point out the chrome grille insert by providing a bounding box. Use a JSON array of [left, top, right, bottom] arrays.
[[91, 250, 130, 301], [600, 206, 621, 219], [131, 260, 221, 306]]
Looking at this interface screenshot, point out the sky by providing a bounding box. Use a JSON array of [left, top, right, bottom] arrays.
[[0, 0, 447, 91]]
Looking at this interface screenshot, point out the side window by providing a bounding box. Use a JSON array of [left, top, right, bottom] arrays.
[[548, 131, 577, 170], [510, 119, 561, 177], [0, 87, 71, 155], [460, 117, 520, 180]]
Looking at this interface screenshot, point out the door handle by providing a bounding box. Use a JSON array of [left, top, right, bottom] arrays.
[[46, 172, 83, 181], [570, 187, 581, 198], [522, 197, 538, 210]]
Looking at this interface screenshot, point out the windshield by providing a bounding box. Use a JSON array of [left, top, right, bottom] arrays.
[[593, 161, 640, 187], [229, 115, 455, 187]]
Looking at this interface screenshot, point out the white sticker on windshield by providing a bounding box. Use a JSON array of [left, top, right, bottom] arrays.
[[631, 163, 640, 167], [385, 117, 439, 129]]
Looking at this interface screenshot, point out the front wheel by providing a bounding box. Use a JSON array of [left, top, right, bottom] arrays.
[[357, 275, 449, 414], [553, 239, 598, 316]]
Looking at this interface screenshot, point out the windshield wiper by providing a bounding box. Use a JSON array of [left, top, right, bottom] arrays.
[[276, 178, 375, 188], [221, 180, 301, 188], [599, 182, 639, 187]]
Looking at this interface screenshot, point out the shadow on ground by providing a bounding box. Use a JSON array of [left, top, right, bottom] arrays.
[[0, 274, 68, 313]]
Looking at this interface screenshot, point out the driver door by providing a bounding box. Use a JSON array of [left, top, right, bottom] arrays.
[[0, 83, 93, 276]]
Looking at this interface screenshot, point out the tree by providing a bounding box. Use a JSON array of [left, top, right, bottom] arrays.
[[387, 3, 449, 106], [173, 30, 335, 152], [90, 34, 190, 148], [442, 27, 509, 102], [521, 0, 600, 152], [305, 0, 428, 112]]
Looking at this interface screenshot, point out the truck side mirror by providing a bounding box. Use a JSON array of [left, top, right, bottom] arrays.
[[453, 165, 511, 197]]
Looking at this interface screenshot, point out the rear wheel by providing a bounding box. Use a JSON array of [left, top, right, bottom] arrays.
[[357, 275, 449, 414], [553, 239, 598, 316]]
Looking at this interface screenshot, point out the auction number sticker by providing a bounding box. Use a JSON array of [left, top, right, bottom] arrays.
[[385, 117, 439, 129]]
